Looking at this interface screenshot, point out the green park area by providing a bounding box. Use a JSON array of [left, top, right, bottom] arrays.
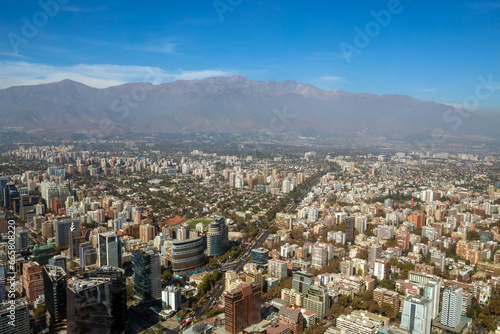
[[187, 219, 212, 230]]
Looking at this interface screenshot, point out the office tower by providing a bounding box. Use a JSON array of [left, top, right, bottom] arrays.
[[48, 255, 67, 272], [42, 265, 67, 327], [133, 248, 161, 300], [162, 286, 182, 311], [3, 183, 19, 211], [84, 266, 128, 333], [176, 223, 190, 241], [207, 216, 229, 256], [0, 177, 9, 204], [423, 280, 441, 320], [374, 258, 390, 281], [345, 216, 355, 242], [303, 285, 330, 319], [30, 241, 55, 265], [14, 228, 28, 250], [67, 278, 115, 333], [268, 259, 288, 280], [21, 262, 44, 303], [224, 283, 261, 334], [0, 298, 29, 334], [441, 286, 463, 328], [292, 271, 314, 294], [140, 224, 156, 243], [98, 232, 122, 268], [401, 295, 432, 334], [54, 219, 80, 246], [69, 222, 81, 260], [251, 248, 269, 265], [79, 242, 96, 268], [171, 236, 205, 272], [368, 245, 382, 268]]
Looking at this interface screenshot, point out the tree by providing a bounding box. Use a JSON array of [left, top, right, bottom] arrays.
[[34, 305, 46, 319]]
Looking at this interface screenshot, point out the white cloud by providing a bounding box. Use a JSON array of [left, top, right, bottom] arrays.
[[319, 76, 344, 82], [0, 61, 235, 89]]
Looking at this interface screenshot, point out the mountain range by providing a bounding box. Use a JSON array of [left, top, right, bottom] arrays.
[[0, 76, 498, 141]]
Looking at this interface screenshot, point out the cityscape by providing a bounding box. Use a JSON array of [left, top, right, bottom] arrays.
[[1, 1, 500, 334]]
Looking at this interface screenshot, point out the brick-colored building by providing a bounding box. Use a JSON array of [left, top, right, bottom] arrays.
[[225, 283, 261, 334], [278, 306, 304, 333], [22, 261, 44, 303]]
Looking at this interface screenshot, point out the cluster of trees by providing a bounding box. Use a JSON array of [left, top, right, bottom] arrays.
[[196, 270, 222, 296]]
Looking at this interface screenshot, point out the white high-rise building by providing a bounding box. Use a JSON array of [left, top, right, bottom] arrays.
[[401, 295, 432, 334], [441, 286, 463, 328], [162, 286, 181, 311], [423, 279, 441, 320], [282, 179, 292, 194]]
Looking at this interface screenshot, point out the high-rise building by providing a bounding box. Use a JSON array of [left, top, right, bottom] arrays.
[[48, 255, 67, 273], [224, 283, 261, 334], [42, 265, 67, 327], [54, 219, 80, 246], [423, 280, 441, 320], [0, 298, 30, 334], [345, 217, 355, 242], [84, 266, 128, 333], [140, 224, 156, 243], [30, 241, 55, 266], [162, 286, 182, 311], [303, 285, 330, 319], [0, 177, 9, 204], [67, 278, 115, 333], [133, 248, 161, 300], [374, 258, 390, 281], [69, 222, 81, 260], [268, 259, 288, 280], [312, 245, 328, 268], [14, 228, 28, 250], [176, 224, 190, 241], [441, 286, 463, 328], [368, 245, 382, 268], [292, 271, 314, 294], [409, 213, 425, 230], [21, 262, 44, 303], [207, 216, 229, 256], [98, 232, 122, 268], [79, 242, 97, 268], [171, 236, 205, 272], [401, 295, 432, 334]]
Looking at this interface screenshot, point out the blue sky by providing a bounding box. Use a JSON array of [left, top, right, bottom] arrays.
[[1, 0, 499, 111]]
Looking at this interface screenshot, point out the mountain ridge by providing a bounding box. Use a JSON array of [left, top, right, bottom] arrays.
[[0, 76, 498, 140]]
